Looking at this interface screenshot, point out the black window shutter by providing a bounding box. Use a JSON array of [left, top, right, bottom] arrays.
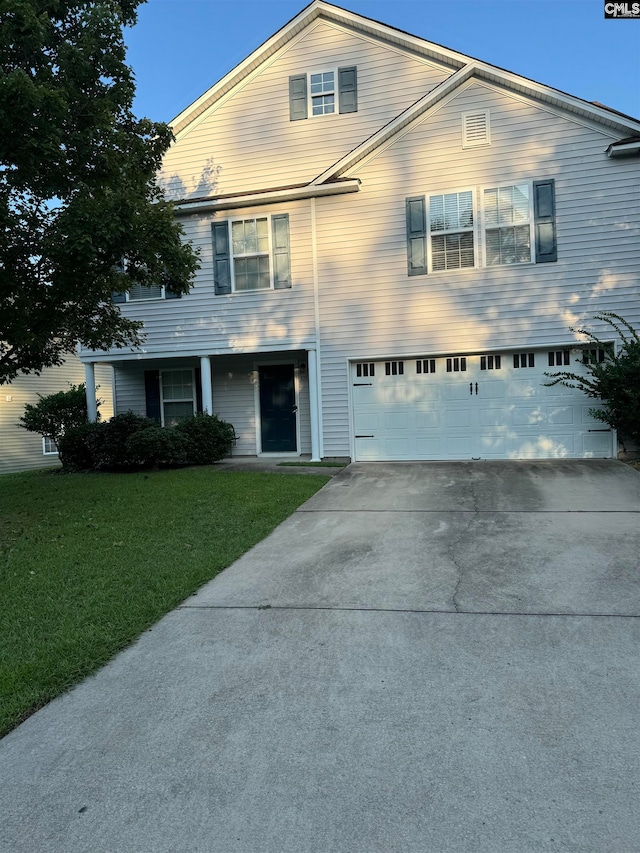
[[272, 214, 291, 289], [195, 367, 203, 413], [533, 179, 557, 263], [338, 66, 357, 114], [289, 74, 307, 121], [212, 222, 232, 294], [406, 197, 427, 276], [144, 370, 161, 423]]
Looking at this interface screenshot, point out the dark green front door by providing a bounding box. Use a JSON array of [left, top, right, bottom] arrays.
[[259, 364, 297, 452]]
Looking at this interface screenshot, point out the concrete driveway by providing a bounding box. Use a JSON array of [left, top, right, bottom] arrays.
[[1, 460, 639, 852]]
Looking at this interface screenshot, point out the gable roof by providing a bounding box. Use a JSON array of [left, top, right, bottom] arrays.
[[170, 0, 640, 142], [170, 0, 640, 212]]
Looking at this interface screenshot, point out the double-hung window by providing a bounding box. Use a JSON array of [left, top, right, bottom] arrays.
[[483, 183, 532, 265], [231, 218, 271, 291], [42, 437, 58, 455], [406, 179, 556, 275], [428, 191, 475, 272], [161, 369, 195, 426], [310, 71, 335, 116], [289, 67, 357, 120], [212, 214, 291, 294]]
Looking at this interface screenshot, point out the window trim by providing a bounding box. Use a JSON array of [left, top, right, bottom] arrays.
[[159, 368, 197, 427], [481, 181, 536, 267], [408, 178, 553, 276], [308, 67, 338, 118], [230, 216, 273, 292], [426, 187, 477, 273], [42, 437, 58, 456], [213, 214, 290, 295]]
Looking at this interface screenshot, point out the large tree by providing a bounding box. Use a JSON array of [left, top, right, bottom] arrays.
[[0, 1, 199, 383]]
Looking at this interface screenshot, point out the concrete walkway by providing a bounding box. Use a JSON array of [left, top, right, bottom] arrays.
[[1, 460, 639, 852]]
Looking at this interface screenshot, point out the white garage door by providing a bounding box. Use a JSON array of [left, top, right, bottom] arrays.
[[351, 349, 614, 461]]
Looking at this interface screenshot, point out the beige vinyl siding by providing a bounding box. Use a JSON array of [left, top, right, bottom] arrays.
[[86, 201, 317, 360], [313, 81, 640, 455], [159, 21, 451, 199], [0, 359, 113, 475]]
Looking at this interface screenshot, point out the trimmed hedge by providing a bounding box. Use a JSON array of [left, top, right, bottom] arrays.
[[56, 411, 236, 472]]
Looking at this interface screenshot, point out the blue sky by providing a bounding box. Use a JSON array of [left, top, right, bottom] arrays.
[[125, 0, 640, 124]]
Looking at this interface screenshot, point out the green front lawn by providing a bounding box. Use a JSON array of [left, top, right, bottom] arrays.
[[0, 467, 328, 738]]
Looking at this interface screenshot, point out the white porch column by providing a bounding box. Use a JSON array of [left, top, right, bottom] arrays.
[[84, 362, 98, 422], [200, 356, 213, 414], [307, 348, 321, 462]]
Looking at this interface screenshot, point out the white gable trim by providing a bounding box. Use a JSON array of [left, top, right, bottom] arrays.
[[169, 0, 639, 146], [312, 64, 640, 184], [169, 1, 468, 138]]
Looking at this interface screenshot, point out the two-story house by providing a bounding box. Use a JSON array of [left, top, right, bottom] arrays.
[[80, 0, 640, 462]]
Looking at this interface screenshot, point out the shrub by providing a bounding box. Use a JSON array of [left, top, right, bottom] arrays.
[[19, 383, 106, 472], [56, 422, 102, 471], [545, 312, 640, 448], [125, 426, 190, 469], [175, 413, 236, 465], [86, 411, 156, 471]]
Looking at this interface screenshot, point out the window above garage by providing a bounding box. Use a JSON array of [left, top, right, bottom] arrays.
[[406, 179, 557, 275]]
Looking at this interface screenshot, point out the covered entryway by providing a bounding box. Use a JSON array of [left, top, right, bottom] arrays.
[[351, 348, 615, 461]]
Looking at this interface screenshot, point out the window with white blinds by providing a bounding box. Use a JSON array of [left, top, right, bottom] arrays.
[[428, 191, 475, 271], [484, 184, 532, 266]]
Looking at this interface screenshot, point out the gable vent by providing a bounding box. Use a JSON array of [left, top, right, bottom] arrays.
[[462, 111, 490, 148]]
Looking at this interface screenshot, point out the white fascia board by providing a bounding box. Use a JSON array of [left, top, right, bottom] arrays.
[[314, 60, 640, 183], [607, 140, 640, 157], [173, 179, 360, 215]]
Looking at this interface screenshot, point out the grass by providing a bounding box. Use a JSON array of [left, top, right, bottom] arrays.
[[0, 466, 329, 738]]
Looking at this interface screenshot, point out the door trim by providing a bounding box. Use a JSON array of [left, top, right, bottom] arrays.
[[254, 360, 301, 456]]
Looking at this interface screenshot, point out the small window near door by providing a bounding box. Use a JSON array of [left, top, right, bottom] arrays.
[[161, 369, 196, 426]]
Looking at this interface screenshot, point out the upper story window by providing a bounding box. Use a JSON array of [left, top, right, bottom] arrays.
[[111, 260, 181, 304], [111, 284, 180, 303], [310, 71, 335, 115], [289, 67, 357, 121], [484, 184, 532, 266], [406, 179, 556, 276], [232, 218, 271, 290], [428, 191, 475, 272], [212, 214, 291, 295]]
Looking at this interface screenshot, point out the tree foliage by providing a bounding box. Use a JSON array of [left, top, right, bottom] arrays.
[[0, 1, 199, 383], [545, 313, 640, 448]]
